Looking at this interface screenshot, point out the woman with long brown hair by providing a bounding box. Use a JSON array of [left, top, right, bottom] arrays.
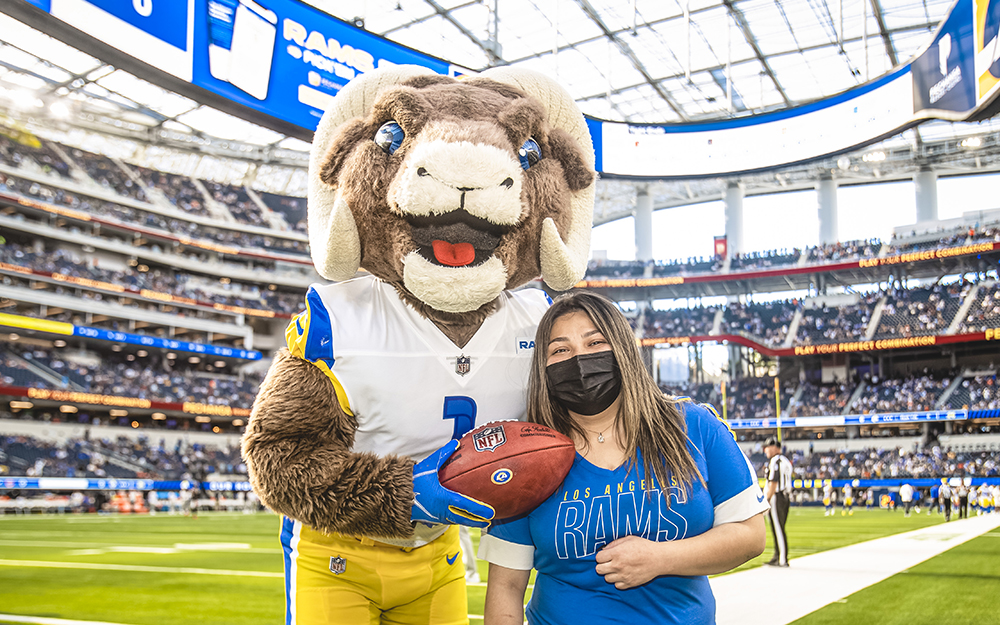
[[480, 291, 767, 625]]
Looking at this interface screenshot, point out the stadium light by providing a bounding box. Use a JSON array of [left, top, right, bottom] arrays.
[[861, 151, 886, 162], [151, 412, 166, 420], [109, 409, 128, 417], [195, 416, 212, 423], [10, 401, 33, 410], [961, 136, 982, 148], [232, 419, 245, 426], [53, 339, 66, 347], [59, 405, 78, 413], [50, 101, 70, 119]]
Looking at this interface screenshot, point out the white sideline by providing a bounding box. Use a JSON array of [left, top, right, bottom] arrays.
[[0, 559, 282, 578], [0, 616, 129, 625], [711, 513, 1000, 625]]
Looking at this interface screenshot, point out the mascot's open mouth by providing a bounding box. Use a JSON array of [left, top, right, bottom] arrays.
[[407, 210, 510, 268]]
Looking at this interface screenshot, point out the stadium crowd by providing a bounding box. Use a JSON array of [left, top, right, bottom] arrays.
[[760, 445, 1000, 481], [0, 432, 245, 481], [1, 345, 263, 408], [0, 239, 305, 315], [0, 172, 306, 257]]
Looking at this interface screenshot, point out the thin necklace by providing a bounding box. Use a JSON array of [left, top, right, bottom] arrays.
[[587, 426, 608, 443]]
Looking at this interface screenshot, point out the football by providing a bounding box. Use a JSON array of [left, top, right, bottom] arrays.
[[438, 421, 576, 520]]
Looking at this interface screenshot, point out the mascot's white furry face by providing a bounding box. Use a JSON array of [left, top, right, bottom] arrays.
[[307, 66, 596, 314]]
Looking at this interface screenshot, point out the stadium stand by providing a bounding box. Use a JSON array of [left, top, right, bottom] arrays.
[[0, 237, 305, 316], [796, 293, 879, 345], [642, 306, 718, 337], [874, 282, 968, 339], [0, 343, 263, 408], [132, 165, 211, 218], [0, 432, 245, 480], [750, 446, 1000, 481], [723, 300, 798, 345]]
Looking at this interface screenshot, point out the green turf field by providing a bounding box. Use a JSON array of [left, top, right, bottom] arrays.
[[792, 524, 1000, 625], [0, 506, 963, 624]]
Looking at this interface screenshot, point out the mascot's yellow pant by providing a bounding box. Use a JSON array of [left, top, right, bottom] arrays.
[[281, 518, 468, 625]]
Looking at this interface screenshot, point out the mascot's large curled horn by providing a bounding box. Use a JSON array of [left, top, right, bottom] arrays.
[[307, 65, 595, 311]]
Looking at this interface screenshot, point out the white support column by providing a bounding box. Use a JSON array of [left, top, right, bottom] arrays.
[[817, 175, 839, 245], [914, 167, 939, 224], [634, 185, 654, 263], [724, 182, 744, 259]]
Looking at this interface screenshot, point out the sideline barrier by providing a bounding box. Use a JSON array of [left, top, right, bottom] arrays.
[[727, 408, 1000, 430], [0, 477, 252, 491]]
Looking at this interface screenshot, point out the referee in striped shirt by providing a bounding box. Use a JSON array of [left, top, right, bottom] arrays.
[[763, 437, 792, 567]]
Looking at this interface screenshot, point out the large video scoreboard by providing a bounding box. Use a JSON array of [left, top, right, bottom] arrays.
[[6, 0, 1000, 178]]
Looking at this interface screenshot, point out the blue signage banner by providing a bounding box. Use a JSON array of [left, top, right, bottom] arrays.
[[84, 0, 190, 50], [912, 0, 977, 116], [71, 325, 263, 360], [190, 0, 457, 130], [0, 477, 254, 491], [15, 0, 462, 132], [728, 409, 969, 430]]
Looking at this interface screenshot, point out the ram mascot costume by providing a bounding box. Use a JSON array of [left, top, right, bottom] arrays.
[[242, 65, 595, 624]]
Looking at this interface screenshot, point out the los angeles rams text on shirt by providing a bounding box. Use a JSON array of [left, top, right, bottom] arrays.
[[555, 476, 689, 559]]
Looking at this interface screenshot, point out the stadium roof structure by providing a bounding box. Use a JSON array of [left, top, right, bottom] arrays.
[[1, 0, 1000, 221]]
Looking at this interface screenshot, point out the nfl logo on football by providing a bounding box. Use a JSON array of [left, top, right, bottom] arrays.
[[473, 426, 506, 452], [455, 355, 471, 376]]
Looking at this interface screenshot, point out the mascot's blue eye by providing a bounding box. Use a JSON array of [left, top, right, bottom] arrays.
[[518, 138, 541, 170], [375, 121, 405, 154]]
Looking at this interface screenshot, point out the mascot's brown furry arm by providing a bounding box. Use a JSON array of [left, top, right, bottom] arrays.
[[242, 65, 595, 624]]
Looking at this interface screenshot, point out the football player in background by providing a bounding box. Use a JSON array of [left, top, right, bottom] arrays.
[[841, 481, 855, 516]]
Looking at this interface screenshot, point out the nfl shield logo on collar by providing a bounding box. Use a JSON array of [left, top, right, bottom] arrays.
[[455, 355, 471, 376], [329, 556, 346, 575]]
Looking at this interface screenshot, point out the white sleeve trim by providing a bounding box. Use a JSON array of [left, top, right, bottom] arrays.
[[478, 533, 535, 570], [713, 482, 770, 527]]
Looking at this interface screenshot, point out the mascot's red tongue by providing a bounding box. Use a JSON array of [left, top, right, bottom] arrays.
[[432, 240, 475, 267]]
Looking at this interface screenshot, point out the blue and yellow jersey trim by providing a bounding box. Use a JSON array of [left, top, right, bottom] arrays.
[[286, 287, 354, 417]]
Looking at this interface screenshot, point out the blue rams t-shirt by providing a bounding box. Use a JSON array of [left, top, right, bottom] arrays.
[[479, 401, 768, 625]]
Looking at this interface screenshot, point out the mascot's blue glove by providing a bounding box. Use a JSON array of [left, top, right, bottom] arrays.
[[412, 439, 495, 528]]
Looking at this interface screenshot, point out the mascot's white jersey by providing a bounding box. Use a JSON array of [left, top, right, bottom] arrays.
[[287, 275, 549, 463]]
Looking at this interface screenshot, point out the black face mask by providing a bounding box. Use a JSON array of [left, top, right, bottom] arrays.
[[545, 351, 622, 416]]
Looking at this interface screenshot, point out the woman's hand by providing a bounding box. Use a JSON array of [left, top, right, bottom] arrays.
[[595, 514, 766, 588], [594, 535, 665, 589]]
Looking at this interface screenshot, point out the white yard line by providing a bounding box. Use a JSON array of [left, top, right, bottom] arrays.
[[711, 513, 1000, 625], [0, 615, 134, 625], [0, 559, 282, 578], [0, 540, 280, 553]]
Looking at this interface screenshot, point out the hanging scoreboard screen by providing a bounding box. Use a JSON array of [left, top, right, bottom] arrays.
[[8, 0, 1000, 177]]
